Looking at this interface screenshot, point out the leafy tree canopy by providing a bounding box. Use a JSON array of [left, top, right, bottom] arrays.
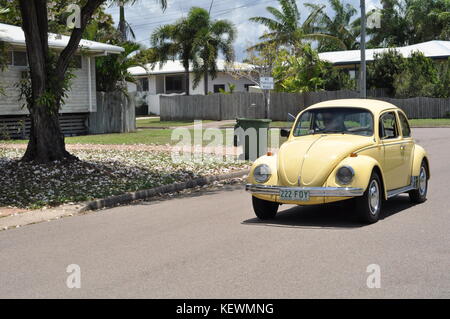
[[369, 0, 450, 47], [0, 0, 119, 43], [273, 43, 354, 93]]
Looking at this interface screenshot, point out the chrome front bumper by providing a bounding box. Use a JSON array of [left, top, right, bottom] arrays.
[[246, 184, 364, 197]]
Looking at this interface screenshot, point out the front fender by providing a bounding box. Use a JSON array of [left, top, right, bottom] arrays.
[[325, 155, 388, 199], [247, 155, 279, 185], [412, 144, 430, 179]]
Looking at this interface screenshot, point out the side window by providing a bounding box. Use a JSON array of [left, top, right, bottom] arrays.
[[294, 111, 312, 136], [137, 78, 149, 92], [398, 112, 411, 137], [379, 112, 399, 139], [213, 84, 225, 93]]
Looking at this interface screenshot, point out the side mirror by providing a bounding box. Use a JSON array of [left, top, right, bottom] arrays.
[[280, 129, 290, 137]]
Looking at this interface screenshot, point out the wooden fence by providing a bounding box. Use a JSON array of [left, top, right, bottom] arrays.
[[89, 92, 136, 134], [160, 90, 450, 121]]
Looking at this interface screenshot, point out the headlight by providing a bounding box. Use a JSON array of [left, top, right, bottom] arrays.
[[336, 166, 354, 185], [254, 164, 271, 183]]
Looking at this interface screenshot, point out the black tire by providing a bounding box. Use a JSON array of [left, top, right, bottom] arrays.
[[252, 196, 279, 220], [409, 160, 428, 203], [355, 171, 382, 224]]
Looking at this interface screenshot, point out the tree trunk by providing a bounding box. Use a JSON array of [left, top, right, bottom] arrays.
[[119, 5, 127, 42], [18, 0, 104, 163], [184, 67, 190, 96], [22, 106, 75, 163], [204, 71, 208, 95]]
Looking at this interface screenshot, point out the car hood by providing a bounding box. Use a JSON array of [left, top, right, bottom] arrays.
[[277, 134, 374, 187]]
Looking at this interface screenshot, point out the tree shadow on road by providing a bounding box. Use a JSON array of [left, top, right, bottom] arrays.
[[242, 195, 416, 229]]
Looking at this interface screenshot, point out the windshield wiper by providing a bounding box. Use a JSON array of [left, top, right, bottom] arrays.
[[319, 129, 346, 134]]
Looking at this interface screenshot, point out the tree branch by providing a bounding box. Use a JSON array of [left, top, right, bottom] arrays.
[[56, 0, 105, 78]]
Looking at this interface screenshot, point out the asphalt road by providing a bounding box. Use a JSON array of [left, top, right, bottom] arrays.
[[1, 128, 449, 298]]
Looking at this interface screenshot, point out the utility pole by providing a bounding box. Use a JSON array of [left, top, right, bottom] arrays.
[[360, 0, 367, 98]]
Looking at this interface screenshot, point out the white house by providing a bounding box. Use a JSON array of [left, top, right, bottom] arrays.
[[128, 59, 255, 115], [318, 40, 450, 79], [0, 23, 124, 137]]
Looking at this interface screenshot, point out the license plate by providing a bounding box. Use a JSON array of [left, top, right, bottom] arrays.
[[279, 189, 310, 201]]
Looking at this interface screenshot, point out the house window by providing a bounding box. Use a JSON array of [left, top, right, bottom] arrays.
[[138, 78, 149, 92], [214, 84, 225, 93], [5, 51, 12, 65], [8, 51, 28, 66], [165, 75, 185, 93], [244, 84, 254, 92], [348, 70, 356, 79]]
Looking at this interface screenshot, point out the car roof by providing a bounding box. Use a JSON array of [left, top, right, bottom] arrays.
[[306, 99, 399, 116]]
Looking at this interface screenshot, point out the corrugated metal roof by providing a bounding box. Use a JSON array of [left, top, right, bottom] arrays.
[[0, 23, 124, 54], [128, 59, 253, 76], [318, 40, 450, 65]]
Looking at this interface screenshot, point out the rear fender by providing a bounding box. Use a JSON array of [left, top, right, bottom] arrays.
[[412, 144, 430, 179]]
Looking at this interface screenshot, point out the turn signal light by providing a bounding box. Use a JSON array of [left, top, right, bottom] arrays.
[[267, 151, 273, 156], [350, 153, 358, 157]]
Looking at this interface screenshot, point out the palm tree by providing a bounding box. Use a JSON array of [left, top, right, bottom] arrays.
[[112, 0, 167, 41], [191, 8, 236, 94], [305, 0, 359, 52], [151, 7, 234, 95], [110, 0, 136, 42], [249, 0, 345, 52], [151, 18, 195, 95]]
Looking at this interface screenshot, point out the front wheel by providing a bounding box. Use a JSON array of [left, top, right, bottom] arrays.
[[409, 160, 428, 203], [355, 172, 382, 224], [252, 196, 279, 220]]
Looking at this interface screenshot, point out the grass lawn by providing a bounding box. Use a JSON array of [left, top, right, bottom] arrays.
[[408, 118, 450, 127], [0, 129, 176, 145], [136, 117, 213, 128], [69, 129, 175, 145], [1, 128, 285, 147]]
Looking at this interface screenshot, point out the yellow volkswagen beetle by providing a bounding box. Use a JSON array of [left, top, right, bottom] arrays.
[[246, 99, 430, 223]]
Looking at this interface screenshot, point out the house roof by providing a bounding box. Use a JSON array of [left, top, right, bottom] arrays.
[[318, 40, 450, 66], [128, 59, 253, 76], [0, 23, 124, 55]]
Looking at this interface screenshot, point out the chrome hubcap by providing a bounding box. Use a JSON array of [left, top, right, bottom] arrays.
[[419, 166, 427, 196], [368, 179, 380, 215]]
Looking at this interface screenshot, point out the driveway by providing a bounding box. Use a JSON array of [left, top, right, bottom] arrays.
[[0, 128, 449, 298]]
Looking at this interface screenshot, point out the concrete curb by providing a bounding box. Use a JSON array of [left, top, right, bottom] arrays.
[[0, 169, 249, 231], [80, 168, 250, 212]]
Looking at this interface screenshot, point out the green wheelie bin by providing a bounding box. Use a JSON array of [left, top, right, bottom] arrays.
[[234, 118, 272, 161]]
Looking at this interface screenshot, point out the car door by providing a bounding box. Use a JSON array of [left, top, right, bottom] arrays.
[[379, 111, 409, 190], [398, 111, 415, 184]]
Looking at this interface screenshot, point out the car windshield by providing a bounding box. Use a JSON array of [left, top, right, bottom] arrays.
[[293, 107, 374, 137]]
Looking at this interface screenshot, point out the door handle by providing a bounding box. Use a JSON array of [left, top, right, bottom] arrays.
[[400, 145, 405, 151]]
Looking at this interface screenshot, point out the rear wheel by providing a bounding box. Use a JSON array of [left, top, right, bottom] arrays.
[[355, 172, 382, 224], [409, 161, 428, 203], [252, 196, 279, 220]]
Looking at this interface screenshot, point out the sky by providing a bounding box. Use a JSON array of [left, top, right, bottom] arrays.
[[105, 0, 381, 61]]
